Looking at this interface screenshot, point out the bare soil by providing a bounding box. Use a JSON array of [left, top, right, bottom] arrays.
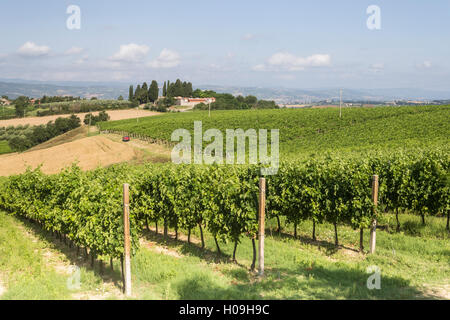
[[420, 282, 450, 300], [16, 219, 124, 300]]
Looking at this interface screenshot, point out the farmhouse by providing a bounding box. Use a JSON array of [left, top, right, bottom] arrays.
[[174, 97, 215, 107], [0, 98, 11, 106]]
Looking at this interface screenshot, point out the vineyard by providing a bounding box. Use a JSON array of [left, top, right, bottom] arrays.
[[0, 150, 448, 272], [0, 106, 16, 120], [0, 105, 449, 299], [98, 105, 450, 158], [0, 141, 12, 155], [36, 100, 135, 117]]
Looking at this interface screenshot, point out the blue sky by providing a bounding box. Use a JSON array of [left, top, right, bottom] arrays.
[[0, 0, 449, 90]]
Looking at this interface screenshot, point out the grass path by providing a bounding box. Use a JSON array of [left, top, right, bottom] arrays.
[[0, 212, 122, 300], [134, 214, 449, 299], [1, 210, 448, 299]]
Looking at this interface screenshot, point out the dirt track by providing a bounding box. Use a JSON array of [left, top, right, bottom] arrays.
[[0, 109, 159, 127]]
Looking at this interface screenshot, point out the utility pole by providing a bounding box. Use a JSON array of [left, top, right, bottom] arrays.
[[88, 109, 91, 136], [339, 89, 342, 118]]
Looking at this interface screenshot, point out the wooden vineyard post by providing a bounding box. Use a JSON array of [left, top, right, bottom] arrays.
[[370, 175, 379, 254], [123, 183, 132, 296], [258, 177, 266, 276]]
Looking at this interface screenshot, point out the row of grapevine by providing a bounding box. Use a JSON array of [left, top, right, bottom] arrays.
[[36, 100, 136, 117], [0, 165, 141, 262], [98, 106, 450, 158], [133, 165, 260, 264], [0, 150, 448, 264], [131, 150, 448, 261]]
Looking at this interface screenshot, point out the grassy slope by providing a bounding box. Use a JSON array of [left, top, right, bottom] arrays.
[[0, 106, 16, 119], [99, 105, 450, 158], [26, 126, 92, 152], [0, 141, 12, 155], [1, 209, 447, 300], [132, 213, 449, 299], [2, 105, 449, 300], [0, 212, 119, 300]]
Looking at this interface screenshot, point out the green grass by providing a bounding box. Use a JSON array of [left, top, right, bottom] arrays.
[[0, 106, 16, 119], [129, 213, 449, 300], [0, 212, 110, 300], [1, 209, 447, 300], [0, 141, 12, 155], [99, 105, 450, 159]]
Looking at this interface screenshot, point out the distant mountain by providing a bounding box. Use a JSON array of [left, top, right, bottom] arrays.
[[197, 85, 450, 103], [0, 80, 127, 100], [1, 79, 449, 103]]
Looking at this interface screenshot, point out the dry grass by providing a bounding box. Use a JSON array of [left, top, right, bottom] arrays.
[[27, 126, 92, 152], [0, 132, 171, 176], [0, 109, 159, 127], [0, 135, 137, 176]]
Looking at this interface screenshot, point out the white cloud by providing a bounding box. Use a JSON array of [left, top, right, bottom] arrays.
[[65, 47, 84, 55], [369, 63, 384, 73], [275, 74, 296, 80], [147, 49, 180, 68], [252, 64, 267, 71], [370, 63, 384, 70], [74, 55, 89, 65], [418, 61, 432, 68], [110, 43, 149, 62], [254, 52, 331, 72], [242, 33, 256, 41], [17, 42, 50, 57]]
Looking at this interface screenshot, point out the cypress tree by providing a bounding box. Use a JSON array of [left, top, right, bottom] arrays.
[[141, 82, 149, 103], [128, 85, 134, 101], [163, 81, 167, 97], [174, 79, 182, 96], [135, 85, 141, 104], [187, 82, 193, 97], [149, 80, 159, 102], [182, 81, 187, 97]]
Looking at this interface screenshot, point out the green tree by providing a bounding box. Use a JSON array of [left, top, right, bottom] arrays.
[[118, 95, 124, 101], [128, 85, 134, 101], [134, 85, 141, 104], [162, 81, 167, 97], [186, 82, 193, 97], [14, 96, 30, 117], [135, 84, 141, 97], [244, 95, 257, 106], [174, 79, 183, 96], [149, 80, 159, 103], [141, 82, 149, 103]]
